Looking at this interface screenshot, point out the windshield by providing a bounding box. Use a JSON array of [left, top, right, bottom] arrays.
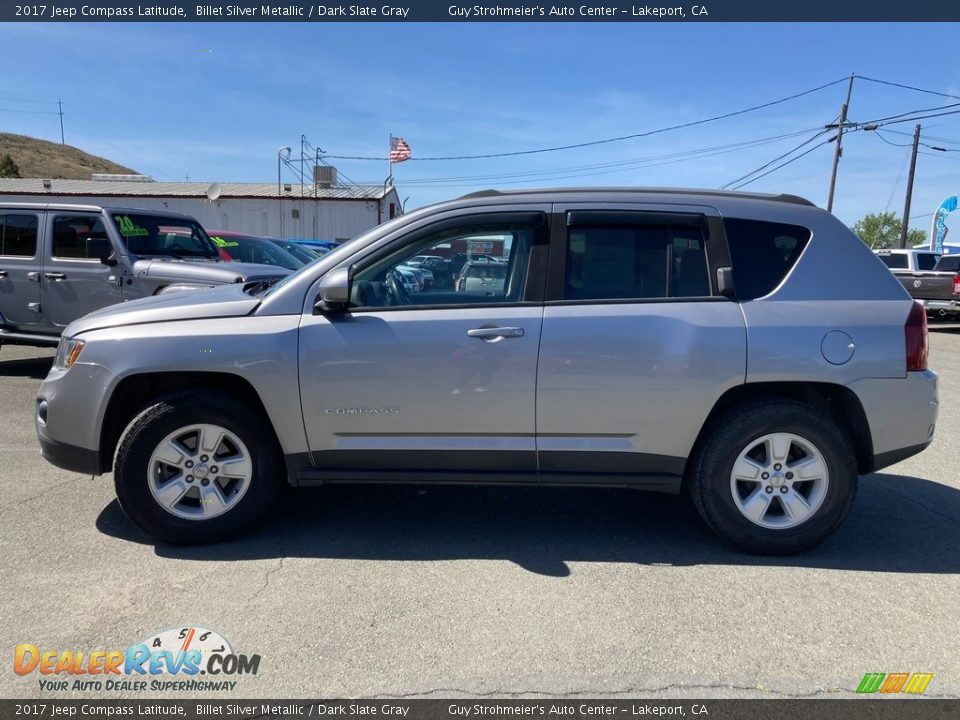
[[109, 212, 219, 258], [271, 239, 323, 265], [257, 222, 391, 298], [210, 234, 305, 271]]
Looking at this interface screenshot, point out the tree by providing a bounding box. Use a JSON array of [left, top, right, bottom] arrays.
[[0, 153, 20, 178], [851, 212, 927, 249]]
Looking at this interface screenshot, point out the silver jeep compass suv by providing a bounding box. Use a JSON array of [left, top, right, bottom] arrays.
[[35, 188, 938, 554]]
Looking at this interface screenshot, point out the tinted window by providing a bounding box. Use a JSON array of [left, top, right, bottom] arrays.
[[878, 253, 908, 269], [724, 218, 811, 300], [52, 215, 109, 259], [564, 224, 709, 301], [935, 255, 960, 272], [0, 213, 38, 257], [917, 253, 940, 271]]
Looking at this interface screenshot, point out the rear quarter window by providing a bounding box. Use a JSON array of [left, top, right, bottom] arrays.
[[878, 253, 908, 269], [724, 218, 811, 300], [935, 255, 960, 272]]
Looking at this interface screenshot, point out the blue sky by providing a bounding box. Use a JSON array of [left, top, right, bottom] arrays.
[[2, 22, 960, 232]]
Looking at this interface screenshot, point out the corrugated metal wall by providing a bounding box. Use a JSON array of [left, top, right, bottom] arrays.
[[0, 193, 394, 241]]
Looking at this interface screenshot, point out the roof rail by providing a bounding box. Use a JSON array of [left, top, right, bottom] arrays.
[[456, 187, 815, 207]]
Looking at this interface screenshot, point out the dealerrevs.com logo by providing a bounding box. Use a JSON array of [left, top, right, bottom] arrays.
[[13, 626, 260, 693], [856, 672, 934, 694]]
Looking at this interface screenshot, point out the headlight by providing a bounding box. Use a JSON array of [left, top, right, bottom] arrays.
[[54, 337, 85, 370]]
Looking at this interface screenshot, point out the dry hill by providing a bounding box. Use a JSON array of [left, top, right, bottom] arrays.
[[0, 132, 138, 179]]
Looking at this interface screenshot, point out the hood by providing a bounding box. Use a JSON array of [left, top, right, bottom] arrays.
[[132, 257, 292, 283], [66, 282, 262, 337]]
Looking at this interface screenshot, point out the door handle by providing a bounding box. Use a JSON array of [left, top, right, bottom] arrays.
[[467, 326, 525, 340], [44, 272, 67, 281], [0, 269, 7, 278]]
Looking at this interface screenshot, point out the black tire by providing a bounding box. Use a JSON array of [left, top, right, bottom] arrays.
[[114, 390, 283, 544], [688, 399, 858, 555]]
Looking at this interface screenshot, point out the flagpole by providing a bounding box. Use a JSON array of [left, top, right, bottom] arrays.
[[387, 134, 393, 185]]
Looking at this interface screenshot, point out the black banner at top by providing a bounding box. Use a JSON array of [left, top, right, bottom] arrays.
[[3, 0, 960, 22]]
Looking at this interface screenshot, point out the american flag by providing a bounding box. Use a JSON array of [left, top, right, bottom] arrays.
[[389, 136, 411, 163]]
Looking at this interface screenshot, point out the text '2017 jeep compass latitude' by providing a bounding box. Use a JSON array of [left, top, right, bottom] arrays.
[[35, 188, 938, 554]]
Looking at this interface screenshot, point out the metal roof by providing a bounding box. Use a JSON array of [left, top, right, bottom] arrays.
[[0, 178, 394, 201]]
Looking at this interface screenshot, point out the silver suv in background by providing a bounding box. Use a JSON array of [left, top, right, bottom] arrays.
[[0, 204, 290, 348], [35, 188, 938, 554]]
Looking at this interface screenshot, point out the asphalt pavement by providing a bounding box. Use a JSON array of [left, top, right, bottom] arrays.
[[1, 325, 958, 699]]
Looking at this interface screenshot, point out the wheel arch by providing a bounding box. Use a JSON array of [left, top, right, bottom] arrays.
[[98, 371, 281, 475], [689, 381, 875, 480]]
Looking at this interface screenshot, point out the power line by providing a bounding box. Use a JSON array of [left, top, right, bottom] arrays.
[[325, 77, 850, 161], [881, 127, 960, 146], [0, 107, 58, 114], [855, 75, 960, 101], [729, 138, 835, 191], [722, 128, 833, 190], [399, 127, 825, 187]]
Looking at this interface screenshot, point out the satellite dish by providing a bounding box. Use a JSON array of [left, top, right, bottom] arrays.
[[206, 183, 222, 201]]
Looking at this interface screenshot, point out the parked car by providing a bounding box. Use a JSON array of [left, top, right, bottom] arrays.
[[392, 265, 422, 293], [894, 254, 960, 319], [875, 248, 941, 272], [293, 239, 340, 253], [0, 204, 290, 349], [270, 239, 323, 265], [36, 188, 937, 554], [456, 260, 507, 293], [401, 261, 434, 289], [207, 231, 306, 271]]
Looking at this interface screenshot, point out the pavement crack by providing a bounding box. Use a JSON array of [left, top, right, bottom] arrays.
[[871, 476, 957, 523], [248, 555, 286, 603], [0, 475, 80, 516]]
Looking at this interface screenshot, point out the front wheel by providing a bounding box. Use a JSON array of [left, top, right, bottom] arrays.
[[114, 391, 283, 544], [689, 399, 858, 555]]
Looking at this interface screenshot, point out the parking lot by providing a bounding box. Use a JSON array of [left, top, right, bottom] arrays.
[[1, 324, 958, 700]]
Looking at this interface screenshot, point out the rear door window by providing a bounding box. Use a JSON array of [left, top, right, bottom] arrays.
[[564, 222, 709, 301], [916, 253, 940, 271], [0, 213, 38, 257], [724, 218, 811, 300]]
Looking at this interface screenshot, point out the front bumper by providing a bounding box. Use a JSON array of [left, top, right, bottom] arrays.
[[35, 361, 120, 476], [38, 434, 100, 475]]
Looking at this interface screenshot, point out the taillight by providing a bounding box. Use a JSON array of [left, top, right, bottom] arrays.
[[905, 300, 928, 371], [953, 273, 960, 296]]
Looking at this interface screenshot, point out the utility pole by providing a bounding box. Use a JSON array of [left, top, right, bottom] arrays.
[[899, 123, 922, 249], [57, 98, 65, 145], [827, 73, 855, 213]]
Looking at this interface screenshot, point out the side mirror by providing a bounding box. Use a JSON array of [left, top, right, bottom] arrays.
[[86, 237, 117, 266], [716, 266, 735, 299], [315, 267, 351, 313]]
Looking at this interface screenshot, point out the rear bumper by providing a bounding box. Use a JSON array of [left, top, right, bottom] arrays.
[[924, 299, 960, 314], [848, 370, 938, 472]]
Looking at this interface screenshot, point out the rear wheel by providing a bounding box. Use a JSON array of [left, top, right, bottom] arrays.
[[114, 391, 283, 544], [689, 399, 857, 555]]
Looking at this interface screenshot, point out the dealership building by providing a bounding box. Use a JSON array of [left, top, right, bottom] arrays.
[[0, 173, 402, 242]]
